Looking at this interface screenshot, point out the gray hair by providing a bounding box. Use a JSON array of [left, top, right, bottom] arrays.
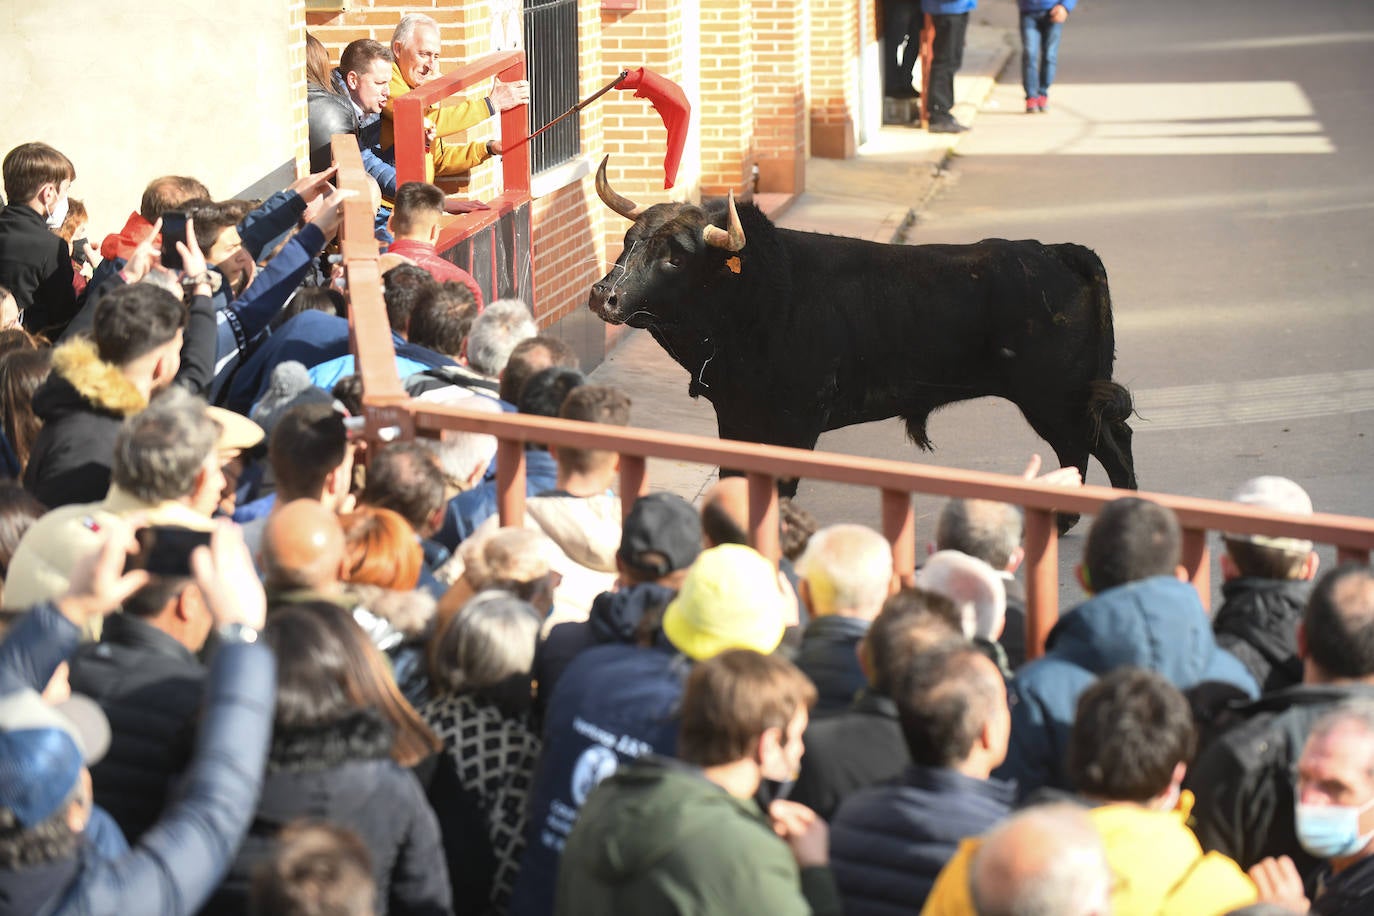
[[137, 270, 183, 301], [971, 803, 1113, 916], [391, 13, 439, 49], [431, 589, 541, 693], [1310, 701, 1374, 751], [110, 387, 219, 502], [936, 498, 1023, 571], [466, 299, 537, 378], [795, 524, 894, 619], [433, 396, 501, 486], [914, 550, 1007, 641]]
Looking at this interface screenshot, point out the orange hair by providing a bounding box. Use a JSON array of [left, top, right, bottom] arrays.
[[339, 506, 423, 590]]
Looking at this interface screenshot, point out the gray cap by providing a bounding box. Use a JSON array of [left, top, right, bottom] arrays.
[[1227, 476, 1313, 553]]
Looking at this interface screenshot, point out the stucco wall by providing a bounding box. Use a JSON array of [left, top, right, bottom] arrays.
[[1, 1, 305, 243]]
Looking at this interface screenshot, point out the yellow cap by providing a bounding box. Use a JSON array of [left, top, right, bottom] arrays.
[[661, 544, 787, 661]]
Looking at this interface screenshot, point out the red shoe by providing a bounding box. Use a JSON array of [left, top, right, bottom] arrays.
[[1036, 95, 1049, 112], [1026, 97, 1038, 113]]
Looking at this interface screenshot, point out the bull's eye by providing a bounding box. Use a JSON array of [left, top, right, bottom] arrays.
[[667, 254, 684, 268]]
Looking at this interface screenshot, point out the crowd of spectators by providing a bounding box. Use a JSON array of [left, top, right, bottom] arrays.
[[0, 12, 1370, 916]]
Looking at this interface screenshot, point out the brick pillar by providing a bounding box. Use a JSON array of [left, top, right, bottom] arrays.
[[288, 0, 309, 175], [700, 0, 755, 194], [808, 0, 859, 158], [753, 0, 808, 194]]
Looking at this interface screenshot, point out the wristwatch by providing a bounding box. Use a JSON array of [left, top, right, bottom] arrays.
[[180, 271, 213, 292], [218, 622, 260, 645]]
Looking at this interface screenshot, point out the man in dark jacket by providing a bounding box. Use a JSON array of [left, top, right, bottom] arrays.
[[1189, 564, 1374, 888], [1212, 476, 1320, 694], [511, 544, 790, 916], [0, 142, 78, 338], [829, 639, 1015, 914], [556, 649, 841, 915], [790, 588, 963, 820], [24, 283, 189, 507], [794, 524, 899, 716], [536, 491, 701, 704], [0, 519, 274, 916], [67, 575, 212, 842], [995, 497, 1258, 799], [1258, 701, 1374, 915]]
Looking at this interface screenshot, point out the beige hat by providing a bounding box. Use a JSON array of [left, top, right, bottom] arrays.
[[1227, 476, 1314, 553], [206, 406, 264, 460]]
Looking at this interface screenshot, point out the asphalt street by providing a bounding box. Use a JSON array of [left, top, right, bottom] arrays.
[[793, 0, 1374, 597]]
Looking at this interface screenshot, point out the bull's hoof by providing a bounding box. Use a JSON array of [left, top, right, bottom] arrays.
[[1057, 513, 1081, 536]]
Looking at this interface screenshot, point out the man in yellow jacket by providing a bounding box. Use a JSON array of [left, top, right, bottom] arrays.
[[382, 12, 530, 188], [923, 668, 1308, 915]]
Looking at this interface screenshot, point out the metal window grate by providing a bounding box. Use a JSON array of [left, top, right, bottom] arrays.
[[523, 0, 581, 174]]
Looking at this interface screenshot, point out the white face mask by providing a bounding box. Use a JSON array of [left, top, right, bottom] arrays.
[[45, 191, 69, 229]]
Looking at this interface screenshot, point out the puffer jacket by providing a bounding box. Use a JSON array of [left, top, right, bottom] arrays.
[[68, 612, 206, 842], [23, 338, 148, 508], [830, 765, 1014, 915], [200, 709, 451, 916], [794, 615, 870, 717], [921, 0, 975, 13], [1212, 577, 1309, 693], [921, 792, 1257, 916], [995, 576, 1258, 799]]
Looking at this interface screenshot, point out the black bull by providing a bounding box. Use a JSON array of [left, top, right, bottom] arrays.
[[588, 158, 1138, 500]]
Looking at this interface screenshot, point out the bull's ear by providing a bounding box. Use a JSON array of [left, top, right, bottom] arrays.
[[702, 190, 746, 252], [595, 155, 645, 220]]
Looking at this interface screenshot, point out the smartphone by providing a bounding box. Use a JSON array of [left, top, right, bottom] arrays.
[[160, 211, 188, 273], [125, 525, 212, 577]]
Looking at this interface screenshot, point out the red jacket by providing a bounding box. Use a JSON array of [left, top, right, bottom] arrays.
[[386, 238, 484, 309]]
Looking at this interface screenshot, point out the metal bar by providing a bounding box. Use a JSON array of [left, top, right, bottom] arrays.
[[619, 455, 649, 523], [882, 488, 917, 587], [1023, 508, 1060, 660], [1182, 528, 1211, 612], [496, 439, 527, 528], [748, 473, 781, 565], [392, 95, 428, 189]]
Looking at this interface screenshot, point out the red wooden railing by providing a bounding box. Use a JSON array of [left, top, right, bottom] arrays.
[[390, 49, 531, 253], [331, 136, 1374, 661]]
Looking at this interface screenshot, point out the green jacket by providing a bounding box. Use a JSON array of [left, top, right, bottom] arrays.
[[555, 757, 842, 915]]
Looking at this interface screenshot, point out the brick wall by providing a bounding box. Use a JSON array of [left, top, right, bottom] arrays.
[[288, 0, 309, 175], [753, 0, 808, 194], [808, 0, 858, 157], [699, 0, 755, 194]]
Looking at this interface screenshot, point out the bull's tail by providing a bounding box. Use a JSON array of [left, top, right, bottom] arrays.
[[1088, 378, 1135, 426]]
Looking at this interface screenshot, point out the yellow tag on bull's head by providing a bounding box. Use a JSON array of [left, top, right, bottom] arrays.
[[726, 256, 741, 274]]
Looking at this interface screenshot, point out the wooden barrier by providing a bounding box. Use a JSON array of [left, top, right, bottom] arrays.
[[333, 137, 1374, 662]]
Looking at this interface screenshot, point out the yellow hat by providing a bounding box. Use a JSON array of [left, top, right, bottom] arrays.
[[661, 544, 787, 661]]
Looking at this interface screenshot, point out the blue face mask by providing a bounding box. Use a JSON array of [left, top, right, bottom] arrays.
[[1295, 797, 1374, 859]]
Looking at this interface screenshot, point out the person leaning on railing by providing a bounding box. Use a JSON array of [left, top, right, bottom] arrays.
[[379, 12, 529, 203]]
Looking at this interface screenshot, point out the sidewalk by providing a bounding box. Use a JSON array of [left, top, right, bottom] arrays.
[[589, 1, 1018, 503]]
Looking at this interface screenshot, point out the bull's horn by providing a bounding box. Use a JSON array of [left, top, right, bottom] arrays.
[[595, 155, 645, 220], [702, 190, 746, 251]]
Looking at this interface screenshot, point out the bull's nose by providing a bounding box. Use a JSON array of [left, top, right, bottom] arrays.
[[591, 282, 617, 308]]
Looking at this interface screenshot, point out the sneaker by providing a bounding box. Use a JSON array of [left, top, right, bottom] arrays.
[[1036, 95, 1049, 112], [1025, 97, 1038, 113], [928, 118, 967, 134]]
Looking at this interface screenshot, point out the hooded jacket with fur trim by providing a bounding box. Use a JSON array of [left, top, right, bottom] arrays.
[[23, 337, 149, 508]]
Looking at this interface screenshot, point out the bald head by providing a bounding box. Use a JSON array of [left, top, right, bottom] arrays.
[[970, 804, 1112, 916], [701, 477, 751, 548], [260, 499, 347, 593], [915, 550, 1007, 640]]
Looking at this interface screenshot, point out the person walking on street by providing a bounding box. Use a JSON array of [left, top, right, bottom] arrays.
[[1019, 1, 1074, 113], [923, 0, 976, 133]]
